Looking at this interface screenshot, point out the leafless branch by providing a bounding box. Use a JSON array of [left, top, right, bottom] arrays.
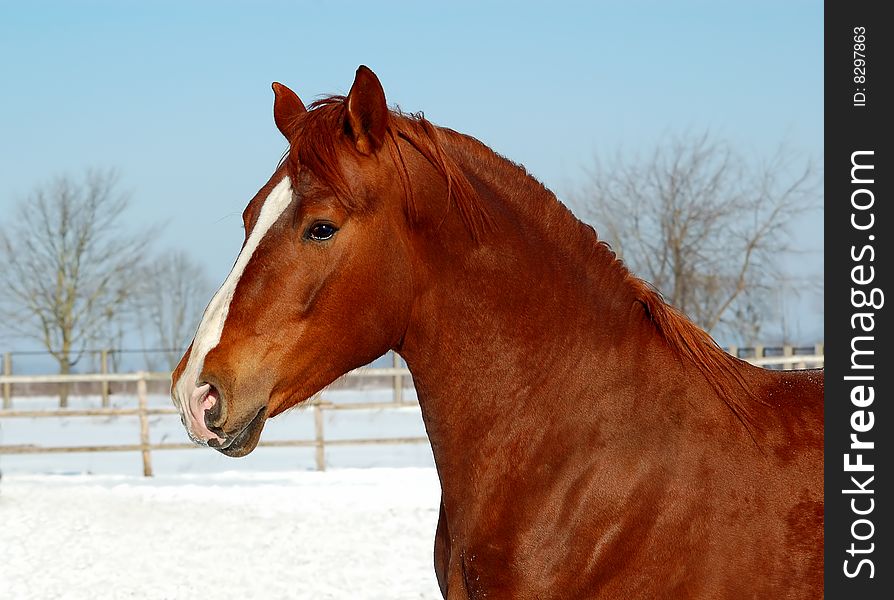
[[570, 134, 820, 344]]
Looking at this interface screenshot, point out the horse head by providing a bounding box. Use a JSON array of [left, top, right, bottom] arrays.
[[171, 67, 416, 456]]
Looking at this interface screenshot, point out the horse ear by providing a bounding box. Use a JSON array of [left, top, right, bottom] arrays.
[[272, 82, 306, 140], [345, 65, 388, 155]]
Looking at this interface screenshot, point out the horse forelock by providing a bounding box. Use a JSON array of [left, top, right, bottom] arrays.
[[281, 95, 493, 241]]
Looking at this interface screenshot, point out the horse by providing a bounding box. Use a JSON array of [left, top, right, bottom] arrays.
[[171, 66, 823, 599]]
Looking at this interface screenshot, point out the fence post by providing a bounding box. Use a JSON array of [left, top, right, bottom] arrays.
[[727, 345, 738, 359], [782, 344, 794, 370], [392, 351, 403, 404], [815, 342, 824, 358], [3, 352, 11, 409], [313, 394, 326, 471], [100, 349, 110, 408], [137, 372, 153, 477], [753, 344, 764, 362]]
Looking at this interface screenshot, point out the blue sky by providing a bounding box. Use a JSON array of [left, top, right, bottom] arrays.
[[0, 1, 823, 344]]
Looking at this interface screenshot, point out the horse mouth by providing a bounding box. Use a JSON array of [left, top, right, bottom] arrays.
[[209, 405, 268, 457]]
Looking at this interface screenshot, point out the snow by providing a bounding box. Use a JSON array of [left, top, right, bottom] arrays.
[[0, 390, 445, 598], [0, 469, 443, 599]]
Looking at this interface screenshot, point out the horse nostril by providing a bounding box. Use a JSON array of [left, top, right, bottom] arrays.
[[203, 383, 225, 434]]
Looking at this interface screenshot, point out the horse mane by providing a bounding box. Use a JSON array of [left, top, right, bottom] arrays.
[[601, 241, 763, 438], [287, 94, 760, 437], [284, 95, 493, 241]]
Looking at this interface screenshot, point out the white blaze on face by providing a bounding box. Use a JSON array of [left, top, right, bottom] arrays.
[[172, 176, 293, 439]]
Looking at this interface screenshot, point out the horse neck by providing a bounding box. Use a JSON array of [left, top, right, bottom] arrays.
[[397, 135, 705, 487]]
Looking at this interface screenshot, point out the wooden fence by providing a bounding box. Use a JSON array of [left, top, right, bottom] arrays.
[[730, 343, 824, 369], [0, 345, 823, 476], [0, 364, 422, 477]]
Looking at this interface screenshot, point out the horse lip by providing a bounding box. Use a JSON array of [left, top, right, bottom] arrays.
[[211, 405, 268, 457]]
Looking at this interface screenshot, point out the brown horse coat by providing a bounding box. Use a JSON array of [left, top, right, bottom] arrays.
[[173, 66, 823, 599]]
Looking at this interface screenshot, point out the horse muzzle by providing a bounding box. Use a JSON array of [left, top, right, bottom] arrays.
[[207, 404, 268, 457], [175, 382, 268, 457]]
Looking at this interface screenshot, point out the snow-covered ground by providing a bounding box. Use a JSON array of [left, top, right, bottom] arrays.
[[0, 469, 443, 599], [0, 390, 445, 599]]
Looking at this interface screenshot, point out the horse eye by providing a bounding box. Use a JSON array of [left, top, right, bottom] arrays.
[[307, 222, 338, 241]]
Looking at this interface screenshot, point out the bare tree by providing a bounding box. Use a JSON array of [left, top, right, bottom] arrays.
[[131, 250, 213, 371], [571, 134, 819, 344], [0, 169, 152, 405]]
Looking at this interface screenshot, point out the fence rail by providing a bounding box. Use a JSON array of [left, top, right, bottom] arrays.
[[0, 345, 823, 476], [0, 367, 419, 476]]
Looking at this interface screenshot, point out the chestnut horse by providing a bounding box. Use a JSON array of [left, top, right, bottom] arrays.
[[172, 66, 823, 598]]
